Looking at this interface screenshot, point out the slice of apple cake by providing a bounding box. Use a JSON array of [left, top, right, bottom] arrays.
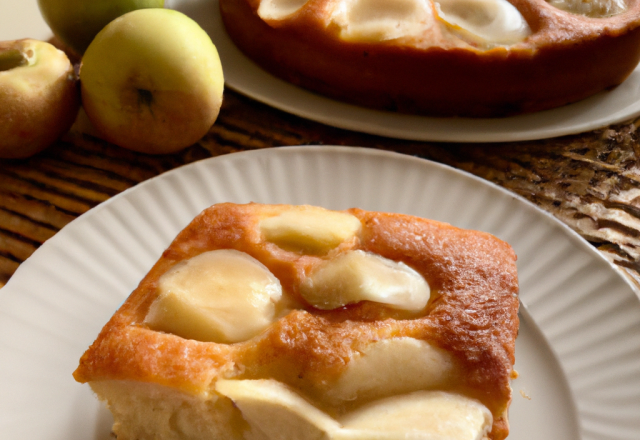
[[74, 203, 519, 440]]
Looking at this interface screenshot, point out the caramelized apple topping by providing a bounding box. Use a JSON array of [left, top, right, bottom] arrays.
[[144, 250, 283, 343], [300, 250, 430, 311], [338, 390, 493, 440], [258, 0, 311, 20], [435, 0, 531, 45], [331, 0, 434, 42], [327, 338, 458, 403], [216, 378, 493, 440], [260, 206, 361, 254], [547, 0, 626, 17]]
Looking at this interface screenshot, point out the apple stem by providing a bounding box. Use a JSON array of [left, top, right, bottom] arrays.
[[0, 49, 28, 72]]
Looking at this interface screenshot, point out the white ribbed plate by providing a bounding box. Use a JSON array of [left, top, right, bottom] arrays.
[[1, 147, 639, 440]]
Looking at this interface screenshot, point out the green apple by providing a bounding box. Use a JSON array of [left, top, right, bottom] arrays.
[[80, 8, 224, 154], [37, 0, 164, 56], [0, 39, 80, 159]]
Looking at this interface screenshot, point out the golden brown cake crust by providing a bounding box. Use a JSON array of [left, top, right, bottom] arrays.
[[74, 203, 519, 440], [219, 0, 640, 117]]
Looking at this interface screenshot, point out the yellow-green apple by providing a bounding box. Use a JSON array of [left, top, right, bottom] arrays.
[[37, 0, 164, 56], [80, 8, 224, 154], [0, 39, 80, 159]]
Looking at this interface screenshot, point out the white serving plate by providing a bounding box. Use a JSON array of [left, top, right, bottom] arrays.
[[1, 146, 639, 439], [3, 0, 640, 143]]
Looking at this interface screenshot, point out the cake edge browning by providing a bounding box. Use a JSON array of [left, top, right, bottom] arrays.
[[355, 209, 519, 440]]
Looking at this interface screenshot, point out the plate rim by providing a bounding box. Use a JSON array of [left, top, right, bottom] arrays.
[[9, 145, 629, 287]]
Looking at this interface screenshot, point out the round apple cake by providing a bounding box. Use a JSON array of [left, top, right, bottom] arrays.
[[219, 0, 640, 117]]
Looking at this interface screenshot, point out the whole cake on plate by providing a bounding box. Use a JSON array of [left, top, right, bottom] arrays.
[[219, 0, 640, 117]]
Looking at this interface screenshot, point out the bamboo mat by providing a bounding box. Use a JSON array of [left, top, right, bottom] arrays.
[[2, 89, 640, 289]]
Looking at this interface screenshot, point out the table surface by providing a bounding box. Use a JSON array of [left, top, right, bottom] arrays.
[[2, 87, 640, 290]]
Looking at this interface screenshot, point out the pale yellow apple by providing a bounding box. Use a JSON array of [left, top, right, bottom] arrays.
[[0, 39, 79, 159], [80, 8, 224, 154]]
